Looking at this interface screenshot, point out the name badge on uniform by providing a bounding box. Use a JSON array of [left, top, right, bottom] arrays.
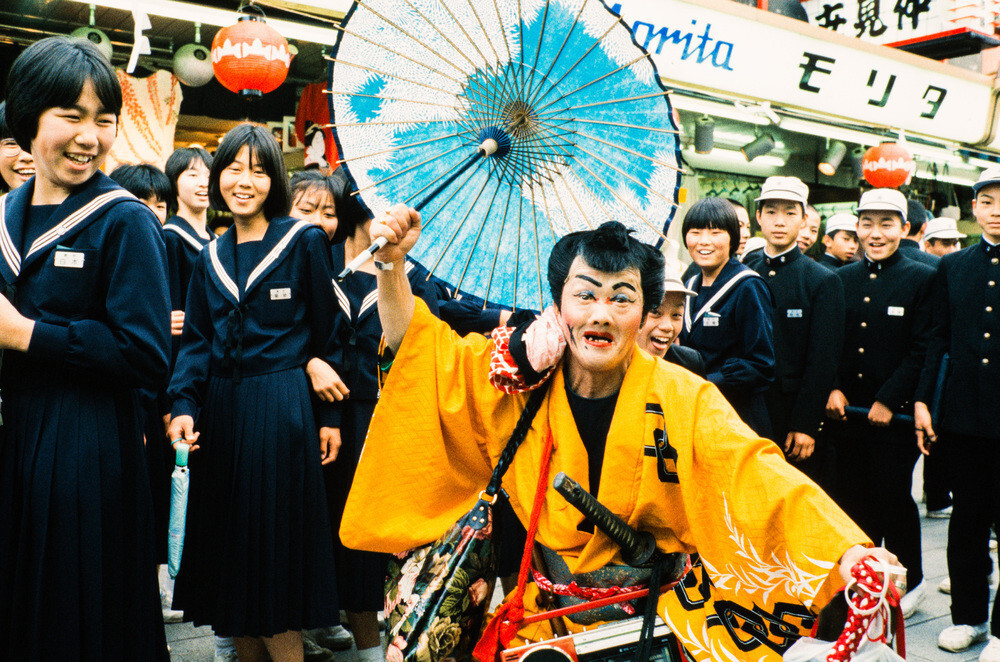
[[787, 308, 803, 318], [270, 287, 292, 301], [703, 313, 720, 327], [887, 306, 905, 316], [53, 250, 85, 268]]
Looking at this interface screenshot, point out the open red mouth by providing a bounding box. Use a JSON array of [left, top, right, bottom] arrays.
[[582, 330, 614, 347]]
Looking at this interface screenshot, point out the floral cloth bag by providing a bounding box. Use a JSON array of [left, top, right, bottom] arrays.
[[384, 384, 549, 662]]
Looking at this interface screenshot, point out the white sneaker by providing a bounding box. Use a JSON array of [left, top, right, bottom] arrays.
[[981, 637, 1000, 662], [939, 623, 989, 652], [899, 580, 926, 618], [938, 574, 997, 594]]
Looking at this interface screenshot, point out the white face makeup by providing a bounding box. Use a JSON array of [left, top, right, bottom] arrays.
[[558, 257, 644, 377]]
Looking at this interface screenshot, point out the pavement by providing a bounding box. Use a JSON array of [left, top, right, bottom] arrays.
[[165, 455, 997, 661]]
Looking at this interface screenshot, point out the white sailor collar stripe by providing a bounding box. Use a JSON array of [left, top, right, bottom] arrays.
[[206, 220, 314, 304], [0, 189, 132, 278], [331, 279, 351, 317], [163, 223, 210, 252], [683, 269, 760, 332]]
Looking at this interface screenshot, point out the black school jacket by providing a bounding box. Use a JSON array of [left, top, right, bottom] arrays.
[[743, 246, 845, 437], [916, 240, 1000, 438]]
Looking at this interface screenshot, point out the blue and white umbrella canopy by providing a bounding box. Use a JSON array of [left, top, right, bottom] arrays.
[[330, 0, 682, 311]]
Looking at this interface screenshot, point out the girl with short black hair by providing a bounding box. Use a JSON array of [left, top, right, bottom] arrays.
[[109, 163, 172, 223], [679, 197, 776, 437], [0, 36, 172, 660], [167, 123, 342, 662]]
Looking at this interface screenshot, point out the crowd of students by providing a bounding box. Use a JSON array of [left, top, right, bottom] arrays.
[[0, 35, 997, 662]]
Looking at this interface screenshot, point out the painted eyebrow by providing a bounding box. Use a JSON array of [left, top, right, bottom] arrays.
[[612, 282, 637, 292], [575, 274, 602, 287]]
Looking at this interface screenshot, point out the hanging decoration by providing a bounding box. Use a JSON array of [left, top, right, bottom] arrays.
[[174, 22, 214, 87], [862, 142, 915, 188], [211, 7, 291, 98]]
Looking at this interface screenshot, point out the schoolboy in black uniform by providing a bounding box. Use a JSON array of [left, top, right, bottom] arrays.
[[900, 199, 939, 268], [819, 213, 859, 271], [915, 167, 1000, 659], [827, 188, 935, 619], [743, 177, 844, 489]]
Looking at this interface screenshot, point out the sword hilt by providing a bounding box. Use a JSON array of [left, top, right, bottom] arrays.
[[553, 472, 658, 567]]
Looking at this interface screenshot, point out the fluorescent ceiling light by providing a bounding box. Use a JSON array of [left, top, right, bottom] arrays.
[[67, 0, 341, 45]]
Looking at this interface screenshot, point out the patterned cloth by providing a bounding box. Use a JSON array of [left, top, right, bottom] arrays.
[[342, 299, 871, 661], [107, 70, 182, 171]]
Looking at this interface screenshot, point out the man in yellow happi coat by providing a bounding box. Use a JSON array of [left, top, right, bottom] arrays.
[[341, 208, 902, 661]]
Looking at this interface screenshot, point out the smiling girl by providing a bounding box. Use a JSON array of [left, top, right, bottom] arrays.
[[0, 37, 172, 660], [167, 123, 342, 662], [680, 197, 775, 437], [0, 102, 34, 193]]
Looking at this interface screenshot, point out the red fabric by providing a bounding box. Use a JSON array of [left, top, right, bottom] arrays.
[[474, 430, 555, 662], [827, 556, 904, 662], [488, 326, 553, 394], [294, 82, 338, 167], [529, 568, 642, 615]]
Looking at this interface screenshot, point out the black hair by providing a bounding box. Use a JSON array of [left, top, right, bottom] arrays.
[[906, 199, 928, 237], [725, 197, 746, 212], [165, 146, 213, 211], [681, 197, 741, 257], [109, 163, 171, 204], [328, 167, 370, 244], [0, 102, 11, 141], [5, 37, 121, 152], [291, 169, 338, 206], [208, 123, 291, 220], [547, 221, 665, 317]]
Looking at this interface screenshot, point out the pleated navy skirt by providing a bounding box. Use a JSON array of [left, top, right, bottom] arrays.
[[0, 383, 169, 662], [325, 398, 389, 613], [172, 368, 338, 637], [143, 395, 173, 565]]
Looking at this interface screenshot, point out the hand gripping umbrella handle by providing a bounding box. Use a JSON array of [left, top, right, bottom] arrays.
[[336, 131, 510, 281], [553, 471, 658, 567]]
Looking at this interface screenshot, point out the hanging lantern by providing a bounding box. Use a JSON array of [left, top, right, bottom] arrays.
[[862, 142, 915, 188], [174, 44, 214, 87], [211, 10, 291, 98], [70, 26, 113, 61]]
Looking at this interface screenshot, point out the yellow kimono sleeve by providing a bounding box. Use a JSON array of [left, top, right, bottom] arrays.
[[681, 382, 868, 608], [340, 298, 526, 553]]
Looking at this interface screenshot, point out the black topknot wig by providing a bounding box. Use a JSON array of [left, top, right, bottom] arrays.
[[547, 221, 665, 317]]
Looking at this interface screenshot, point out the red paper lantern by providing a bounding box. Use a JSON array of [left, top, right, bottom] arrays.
[[862, 142, 915, 189], [211, 13, 290, 97]]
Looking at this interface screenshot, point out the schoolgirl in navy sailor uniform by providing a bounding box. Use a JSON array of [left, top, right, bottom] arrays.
[[0, 37, 172, 661], [167, 124, 342, 661]]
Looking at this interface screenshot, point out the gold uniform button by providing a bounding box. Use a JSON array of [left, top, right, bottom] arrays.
[[857, 373, 864, 379], [987, 332, 992, 339], [991, 281, 997, 287], [861, 322, 868, 328], [869, 273, 877, 280], [858, 348, 865, 354], [989, 307, 995, 313], [768, 270, 776, 277], [985, 358, 991, 365], [864, 296, 871, 303], [994, 258, 999, 264]]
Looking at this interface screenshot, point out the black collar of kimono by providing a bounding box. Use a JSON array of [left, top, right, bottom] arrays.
[[205, 216, 315, 305], [0, 172, 135, 283], [163, 215, 213, 251], [863, 249, 903, 272], [763, 245, 801, 269]]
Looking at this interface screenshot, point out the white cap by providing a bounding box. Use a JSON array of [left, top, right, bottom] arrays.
[[755, 176, 809, 206], [856, 188, 907, 216], [742, 236, 767, 255], [973, 166, 1000, 195], [924, 217, 967, 241], [663, 271, 697, 296], [824, 213, 858, 236]]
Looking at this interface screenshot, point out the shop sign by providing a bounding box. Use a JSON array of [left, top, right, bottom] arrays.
[[612, 0, 995, 144], [800, 0, 995, 46]]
